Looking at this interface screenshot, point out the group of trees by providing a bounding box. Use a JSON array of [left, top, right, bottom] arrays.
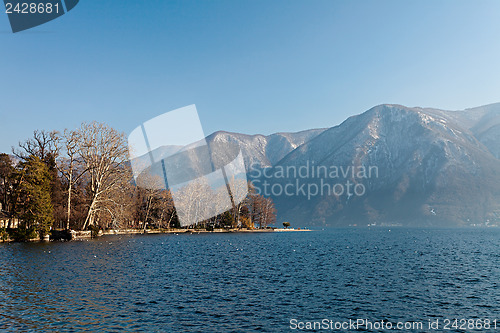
[[0, 123, 277, 239], [169, 177, 277, 230]]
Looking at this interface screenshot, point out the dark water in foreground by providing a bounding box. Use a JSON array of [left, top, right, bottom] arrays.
[[0, 228, 499, 332]]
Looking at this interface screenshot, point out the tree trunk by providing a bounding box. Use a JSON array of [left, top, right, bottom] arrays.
[[167, 211, 174, 229], [82, 197, 96, 230], [143, 195, 153, 231], [66, 171, 72, 230]]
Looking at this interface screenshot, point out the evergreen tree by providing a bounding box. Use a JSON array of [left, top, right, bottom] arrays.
[[15, 156, 54, 238]]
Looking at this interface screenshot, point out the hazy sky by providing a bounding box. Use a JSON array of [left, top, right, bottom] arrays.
[[1, 0, 500, 153]]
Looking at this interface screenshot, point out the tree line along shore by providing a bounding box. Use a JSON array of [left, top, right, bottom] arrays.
[[0, 122, 278, 242]]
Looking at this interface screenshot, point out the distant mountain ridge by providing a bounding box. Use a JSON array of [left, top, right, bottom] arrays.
[[207, 103, 500, 227], [205, 128, 327, 167]]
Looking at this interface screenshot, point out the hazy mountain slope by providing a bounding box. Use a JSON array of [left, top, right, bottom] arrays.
[[266, 104, 500, 226], [440, 103, 500, 159], [417, 103, 500, 159]]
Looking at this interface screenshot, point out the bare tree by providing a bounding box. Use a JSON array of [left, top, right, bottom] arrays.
[[13, 130, 59, 162], [261, 197, 277, 227], [173, 178, 214, 227], [248, 183, 277, 228], [55, 129, 89, 229], [226, 177, 249, 228], [76, 122, 129, 230], [95, 165, 136, 230], [157, 190, 175, 229], [136, 172, 165, 231], [214, 185, 234, 227]]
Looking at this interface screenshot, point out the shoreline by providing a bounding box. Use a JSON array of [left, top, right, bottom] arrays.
[[0, 227, 311, 243], [93, 227, 310, 239]]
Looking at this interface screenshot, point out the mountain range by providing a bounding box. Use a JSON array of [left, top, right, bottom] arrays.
[[206, 103, 500, 227]]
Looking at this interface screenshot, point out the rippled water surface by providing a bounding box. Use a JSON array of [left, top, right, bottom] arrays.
[[1, 228, 499, 332]]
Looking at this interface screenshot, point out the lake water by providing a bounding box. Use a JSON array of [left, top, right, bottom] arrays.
[[0, 228, 499, 332]]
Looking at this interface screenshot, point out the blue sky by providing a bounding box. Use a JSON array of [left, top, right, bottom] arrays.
[[1, 0, 500, 153]]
